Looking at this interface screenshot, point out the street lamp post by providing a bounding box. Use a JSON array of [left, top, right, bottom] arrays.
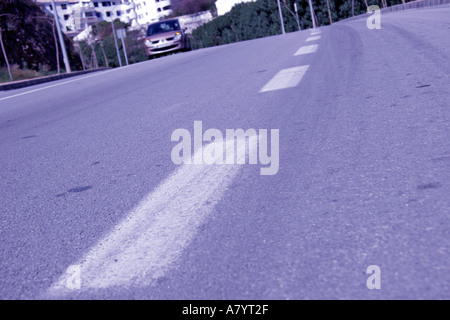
[[118, 29, 129, 66], [308, 0, 317, 29], [276, 0, 285, 35], [0, 27, 12, 81], [294, 2, 301, 32], [51, 0, 71, 73]]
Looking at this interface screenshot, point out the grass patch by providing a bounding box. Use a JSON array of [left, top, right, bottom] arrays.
[[0, 64, 59, 83]]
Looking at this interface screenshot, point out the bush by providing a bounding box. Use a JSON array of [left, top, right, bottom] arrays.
[[0, 64, 38, 82]]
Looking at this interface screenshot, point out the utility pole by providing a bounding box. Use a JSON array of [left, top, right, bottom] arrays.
[[326, 0, 333, 25], [308, 0, 317, 29], [276, 0, 285, 34], [51, 0, 71, 73]]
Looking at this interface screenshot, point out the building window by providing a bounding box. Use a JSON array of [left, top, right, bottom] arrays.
[[63, 14, 70, 20], [95, 12, 102, 18], [163, 5, 171, 11], [93, 2, 99, 7], [66, 26, 72, 31], [102, 1, 111, 7], [106, 11, 111, 17], [48, 4, 53, 10], [61, 4, 67, 10], [116, 10, 121, 16]]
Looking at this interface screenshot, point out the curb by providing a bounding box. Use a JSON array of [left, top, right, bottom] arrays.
[[0, 68, 108, 91]]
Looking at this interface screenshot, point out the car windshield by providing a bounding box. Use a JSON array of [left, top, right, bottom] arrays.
[[147, 20, 180, 36]]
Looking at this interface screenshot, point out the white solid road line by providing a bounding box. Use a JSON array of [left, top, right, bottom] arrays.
[[260, 66, 310, 93], [306, 35, 321, 42], [310, 30, 321, 36], [0, 64, 137, 102], [49, 139, 253, 293], [294, 44, 318, 56]]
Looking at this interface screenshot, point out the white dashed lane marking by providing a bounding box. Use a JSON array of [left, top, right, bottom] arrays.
[[294, 44, 318, 56], [306, 35, 321, 42], [260, 66, 310, 92]]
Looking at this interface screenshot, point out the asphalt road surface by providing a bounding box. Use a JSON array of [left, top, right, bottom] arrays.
[[1, 6, 449, 299]]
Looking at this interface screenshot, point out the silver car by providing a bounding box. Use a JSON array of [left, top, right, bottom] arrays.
[[144, 19, 190, 59]]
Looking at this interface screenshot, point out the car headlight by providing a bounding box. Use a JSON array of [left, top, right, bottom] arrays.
[[174, 32, 182, 41], [145, 39, 152, 47]]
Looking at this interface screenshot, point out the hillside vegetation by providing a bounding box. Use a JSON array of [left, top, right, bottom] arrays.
[[191, 0, 408, 48]]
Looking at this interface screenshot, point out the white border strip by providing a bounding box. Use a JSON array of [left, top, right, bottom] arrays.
[[49, 138, 252, 293]]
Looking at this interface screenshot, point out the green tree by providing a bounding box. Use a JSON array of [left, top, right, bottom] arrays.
[[0, 0, 80, 73], [78, 20, 147, 69]]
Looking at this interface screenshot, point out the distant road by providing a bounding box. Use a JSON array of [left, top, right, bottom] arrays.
[[0, 5, 449, 299]]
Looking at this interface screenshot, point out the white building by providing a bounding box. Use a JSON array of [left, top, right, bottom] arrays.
[[34, 0, 81, 32], [215, 0, 256, 16], [177, 11, 213, 34], [34, 0, 173, 33], [133, 0, 173, 25]]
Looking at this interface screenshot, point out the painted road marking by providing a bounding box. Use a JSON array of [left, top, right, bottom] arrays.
[[0, 65, 137, 102], [306, 35, 321, 42], [294, 44, 318, 56], [260, 66, 310, 93], [49, 138, 254, 293], [311, 30, 321, 35]]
